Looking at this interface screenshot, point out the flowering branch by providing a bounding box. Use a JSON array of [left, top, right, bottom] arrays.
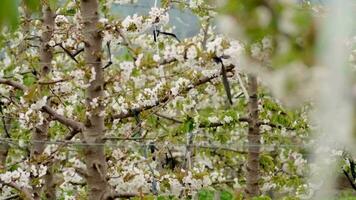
[[0, 79, 27, 91], [111, 65, 235, 120], [41, 106, 84, 131], [0, 180, 34, 200], [0, 79, 84, 131]]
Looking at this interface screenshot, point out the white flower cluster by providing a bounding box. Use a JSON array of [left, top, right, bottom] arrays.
[[120, 61, 135, 81], [62, 167, 83, 184], [222, 41, 243, 66], [207, 36, 224, 57], [109, 164, 151, 193], [106, 0, 138, 7], [122, 14, 146, 33], [30, 164, 48, 178], [134, 81, 165, 108], [148, 7, 169, 26], [207, 115, 233, 124], [121, 7, 169, 33], [163, 44, 185, 61], [186, 46, 198, 60], [55, 15, 69, 25], [114, 0, 138, 5], [207, 116, 219, 124], [251, 37, 272, 62], [30, 96, 48, 110], [170, 78, 190, 96], [280, 150, 307, 176], [69, 157, 86, 170], [189, 0, 204, 9], [19, 97, 48, 129], [112, 96, 128, 115], [0, 168, 31, 188]]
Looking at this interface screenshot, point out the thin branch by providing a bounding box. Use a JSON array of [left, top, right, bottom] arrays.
[[111, 65, 235, 120], [37, 78, 69, 85], [75, 167, 88, 178], [0, 79, 84, 131], [108, 192, 143, 199], [0, 104, 11, 138], [2, 194, 20, 200], [192, 144, 247, 154], [154, 113, 292, 130], [3, 71, 33, 79], [41, 105, 84, 131], [258, 121, 296, 131], [343, 169, 356, 190], [155, 113, 183, 123], [103, 136, 151, 141], [236, 72, 249, 102], [0, 180, 34, 200], [56, 43, 83, 63], [64, 129, 81, 141], [102, 42, 113, 69], [72, 48, 84, 57], [0, 79, 26, 90], [154, 30, 181, 42], [199, 117, 250, 128], [214, 56, 232, 105]]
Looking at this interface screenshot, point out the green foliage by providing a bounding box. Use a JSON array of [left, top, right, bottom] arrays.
[[0, 0, 20, 31], [221, 0, 315, 68], [260, 154, 275, 171], [49, 0, 57, 11], [252, 196, 272, 200], [198, 189, 215, 200], [25, 0, 40, 12], [0, 0, 41, 31], [156, 196, 178, 200], [220, 190, 234, 200]]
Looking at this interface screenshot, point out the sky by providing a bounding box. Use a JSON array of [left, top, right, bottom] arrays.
[[112, 0, 200, 39]]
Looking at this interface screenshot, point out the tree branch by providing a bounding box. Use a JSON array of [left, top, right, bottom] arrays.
[[343, 169, 356, 190], [0, 180, 34, 200], [41, 105, 84, 131], [111, 65, 235, 120], [0, 79, 26, 91], [107, 192, 143, 199], [0, 79, 84, 131]]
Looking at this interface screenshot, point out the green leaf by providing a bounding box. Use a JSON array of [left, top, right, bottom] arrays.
[[252, 196, 272, 200], [0, 0, 20, 31], [49, 0, 57, 11], [220, 190, 233, 200], [24, 0, 40, 12], [23, 75, 36, 86], [260, 154, 274, 171], [183, 116, 194, 133], [198, 189, 214, 200]]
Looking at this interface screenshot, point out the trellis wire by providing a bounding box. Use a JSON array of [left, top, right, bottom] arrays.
[[0, 137, 312, 149]]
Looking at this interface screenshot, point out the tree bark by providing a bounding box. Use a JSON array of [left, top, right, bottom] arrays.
[[30, 4, 55, 200], [80, 0, 110, 199], [245, 75, 260, 198], [0, 118, 11, 170]]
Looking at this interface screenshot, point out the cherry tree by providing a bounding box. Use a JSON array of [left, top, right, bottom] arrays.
[[0, 0, 355, 200]]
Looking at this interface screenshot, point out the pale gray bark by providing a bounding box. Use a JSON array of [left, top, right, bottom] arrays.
[[245, 75, 260, 197], [30, 5, 55, 200], [80, 0, 110, 199], [0, 118, 11, 170]]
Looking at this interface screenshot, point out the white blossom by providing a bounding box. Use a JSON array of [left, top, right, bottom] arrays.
[[31, 96, 48, 110]]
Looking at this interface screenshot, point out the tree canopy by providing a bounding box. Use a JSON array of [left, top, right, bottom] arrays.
[[0, 0, 355, 200]]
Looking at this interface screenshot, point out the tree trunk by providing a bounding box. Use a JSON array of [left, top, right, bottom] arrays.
[[0, 118, 11, 170], [245, 75, 260, 198], [30, 4, 55, 200], [80, 0, 110, 199]]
